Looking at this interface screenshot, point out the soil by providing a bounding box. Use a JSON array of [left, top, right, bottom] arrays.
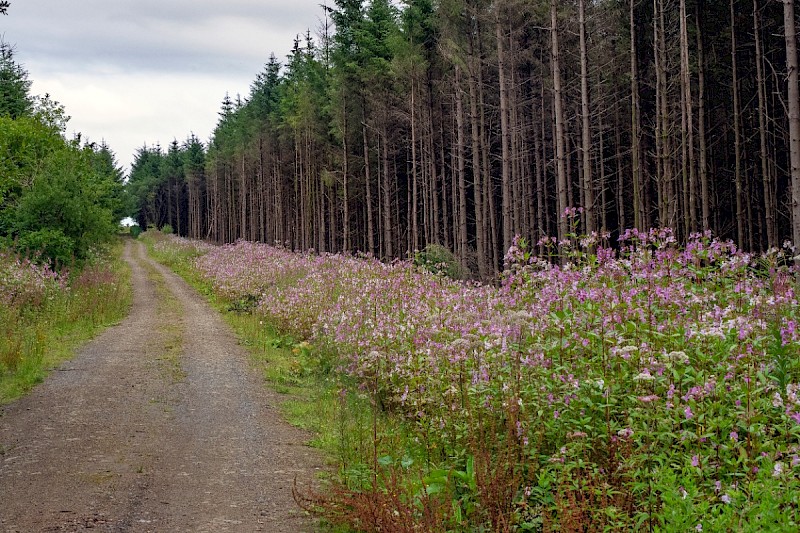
[[0, 240, 324, 532]]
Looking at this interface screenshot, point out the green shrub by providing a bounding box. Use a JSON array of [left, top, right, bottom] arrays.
[[413, 243, 469, 280], [15, 228, 75, 268], [160, 224, 173, 235], [129, 225, 142, 238], [11, 146, 118, 266]]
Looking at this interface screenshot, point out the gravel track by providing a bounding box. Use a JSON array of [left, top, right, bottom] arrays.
[[0, 240, 322, 532]]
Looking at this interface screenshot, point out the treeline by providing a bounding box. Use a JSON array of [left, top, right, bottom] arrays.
[[127, 0, 800, 275], [0, 42, 126, 266]]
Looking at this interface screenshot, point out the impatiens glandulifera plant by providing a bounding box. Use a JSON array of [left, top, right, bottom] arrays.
[[154, 230, 800, 530]]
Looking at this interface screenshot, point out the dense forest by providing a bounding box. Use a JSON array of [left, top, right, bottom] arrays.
[[128, 0, 800, 275], [0, 40, 125, 266]]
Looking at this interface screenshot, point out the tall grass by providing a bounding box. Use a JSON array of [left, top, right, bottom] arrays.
[[0, 240, 132, 403], [148, 230, 800, 531]]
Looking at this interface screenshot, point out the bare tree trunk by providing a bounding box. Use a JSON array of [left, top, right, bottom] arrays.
[[427, 99, 440, 245], [630, 0, 643, 230], [362, 121, 375, 255], [731, 0, 745, 248], [341, 90, 351, 252], [552, 0, 569, 242], [653, 0, 664, 226], [477, 48, 498, 270], [542, 95, 552, 239], [658, 0, 675, 229], [615, 98, 627, 231], [784, 0, 800, 255], [598, 112, 608, 231], [381, 122, 393, 259], [510, 57, 524, 238], [679, 0, 697, 234], [579, 0, 595, 235], [534, 89, 545, 244], [697, 2, 710, 231], [497, 9, 513, 252], [754, 0, 775, 248], [411, 79, 420, 252], [468, 54, 487, 277], [455, 66, 468, 266]]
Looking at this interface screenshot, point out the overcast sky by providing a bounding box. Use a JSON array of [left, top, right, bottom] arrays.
[[2, 0, 326, 172]]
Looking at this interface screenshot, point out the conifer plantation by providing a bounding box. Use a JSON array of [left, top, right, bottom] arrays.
[[129, 0, 800, 272], [128, 1, 800, 530]]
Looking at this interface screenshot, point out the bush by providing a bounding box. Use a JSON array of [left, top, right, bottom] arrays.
[[10, 143, 118, 267], [413, 243, 469, 280], [160, 224, 173, 235], [129, 225, 142, 238], [15, 228, 75, 268]]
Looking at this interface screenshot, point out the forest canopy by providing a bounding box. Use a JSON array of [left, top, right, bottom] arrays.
[[0, 41, 126, 267], [126, 0, 800, 275]]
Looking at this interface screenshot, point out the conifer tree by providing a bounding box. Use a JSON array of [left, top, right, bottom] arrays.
[[0, 41, 32, 119]]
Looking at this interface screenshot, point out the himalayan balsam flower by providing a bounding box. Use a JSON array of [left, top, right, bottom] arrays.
[[721, 494, 731, 504], [773, 462, 784, 478], [729, 431, 738, 442], [773, 392, 784, 408], [691, 455, 700, 467], [684, 405, 694, 420], [667, 350, 690, 365], [788, 384, 800, 404], [782, 320, 797, 346]]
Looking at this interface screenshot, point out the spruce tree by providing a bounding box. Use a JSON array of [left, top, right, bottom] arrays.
[[0, 41, 32, 119]]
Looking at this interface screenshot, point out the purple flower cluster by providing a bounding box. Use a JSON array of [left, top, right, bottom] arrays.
[[173, 230, 800, 521], [0, 251, 66, 309]]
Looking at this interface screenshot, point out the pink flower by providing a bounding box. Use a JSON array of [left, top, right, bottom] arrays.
[[684, 405, 694, 420], [691, 455, 700, 467], [637, 394, 659, 403], [617, 428, 634, 438]]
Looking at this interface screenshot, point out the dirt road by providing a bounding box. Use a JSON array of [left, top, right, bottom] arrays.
[[0, 240, 322, 532]]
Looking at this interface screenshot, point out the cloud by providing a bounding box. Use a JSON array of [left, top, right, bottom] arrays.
[[4, 0, 328, 75], [2, 0, 329, 171], [30, 69, 242, 171]]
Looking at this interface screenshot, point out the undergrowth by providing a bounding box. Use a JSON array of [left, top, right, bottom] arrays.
[[142, 229, 800, 531], [0, 239, 132, 403]]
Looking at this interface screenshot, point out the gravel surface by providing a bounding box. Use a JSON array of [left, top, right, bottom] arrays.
[[0, 240, 323, 532]]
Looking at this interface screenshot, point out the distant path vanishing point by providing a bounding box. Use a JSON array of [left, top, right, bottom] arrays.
[[0, 240, 322, 532]]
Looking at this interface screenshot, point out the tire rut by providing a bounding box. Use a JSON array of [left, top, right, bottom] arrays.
[[0, 240, 323, 532]]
